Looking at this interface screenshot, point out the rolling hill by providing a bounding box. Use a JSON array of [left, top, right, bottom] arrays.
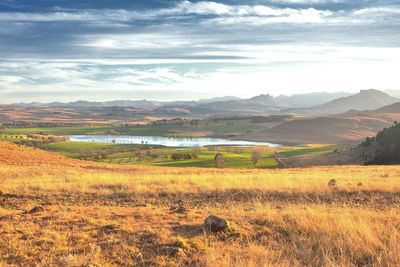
[[276, 92, 352, 108], [239, 99, 400, 144], [195, 94, 285, 114], [286, 89, 398, 115]]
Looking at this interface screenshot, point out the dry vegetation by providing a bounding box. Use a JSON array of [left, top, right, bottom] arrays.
[[1, 141, 400, 266]]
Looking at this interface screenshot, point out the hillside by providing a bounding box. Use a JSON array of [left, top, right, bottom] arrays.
[[288, 89, 398, 115], [372, 102, 400, 113], [0, 141, 77, 166], [359, 122, 400, 164], [239, 117, 380, 144], [239, 109, 400, 144], [1, 141, 400, 266]]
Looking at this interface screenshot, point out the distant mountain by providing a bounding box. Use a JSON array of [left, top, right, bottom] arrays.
[[384, 90, 400, 98], [276, 92, 352, 108], [103, 100, 163, 109], [197, 100, 278, 113], [372, 102, 400, 113], [196, 94, 285, 114], [5, 90, 398, 117], [248, 94, 286, 106], [318, 89, 398, 113], [14, 100, 164, 109], [197, 96, 242, 104], [287, 89, 398, 115]]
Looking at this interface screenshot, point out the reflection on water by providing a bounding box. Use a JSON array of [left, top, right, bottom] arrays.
[[69, 135, 280, 148]]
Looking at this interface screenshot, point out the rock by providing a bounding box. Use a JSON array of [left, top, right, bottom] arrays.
[[168, 221, 182, 226], [176, 205, 187, 213], [171, 200, 187, 213], [357, 182, 363, 186], [204, 215, 229, 232], [22, 205, 44, 215], [328, 179, 337, 187]]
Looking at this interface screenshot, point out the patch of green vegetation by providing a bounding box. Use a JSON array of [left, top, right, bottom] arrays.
[[0, 125, 179, 136], [39, 141, 280, 169], [0, 126, 106, 135], [0, 117, 271, 138], [204, 123, 265, 134], [0, 134, 28, 142], [280, 145, 344, 157], [41, 141, 155, 159], [114, 146, 276, 168]]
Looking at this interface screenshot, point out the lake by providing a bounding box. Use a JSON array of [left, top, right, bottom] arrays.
[[69, 135, 280, 148]]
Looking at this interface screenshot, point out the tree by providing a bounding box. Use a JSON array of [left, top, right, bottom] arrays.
[[251, 151, 262, 166], [214, 153, 224, 168]]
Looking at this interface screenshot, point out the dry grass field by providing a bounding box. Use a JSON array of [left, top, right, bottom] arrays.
[[1, 141, 400, 266]]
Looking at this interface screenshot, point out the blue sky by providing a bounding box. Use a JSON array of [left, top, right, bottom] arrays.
[[0, 0, 399, 103]]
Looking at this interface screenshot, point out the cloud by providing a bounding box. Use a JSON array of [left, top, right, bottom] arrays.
[[0, 2, 360, 24], [0, 1, 399, 102], [353, 6, 400, 16]]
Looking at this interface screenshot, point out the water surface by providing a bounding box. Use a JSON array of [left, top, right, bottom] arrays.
[[69, 135, 280, 148]]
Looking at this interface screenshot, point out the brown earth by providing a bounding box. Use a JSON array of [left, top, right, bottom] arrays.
[[240, 112, 400, 144]]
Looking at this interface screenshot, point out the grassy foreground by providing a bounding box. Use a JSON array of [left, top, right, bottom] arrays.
[[0, 142, 399, 266]]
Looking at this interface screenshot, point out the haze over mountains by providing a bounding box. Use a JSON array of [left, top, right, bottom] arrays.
[[286, 89, 399, 115], [4, 89, 399, 117], [1, 89, 400, 145]]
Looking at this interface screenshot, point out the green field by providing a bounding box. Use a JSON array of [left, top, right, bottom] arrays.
[[0, 121, 341, 169], [36, 140, 340, 169], [0, 116, 276, 138], [279, 144, 347, 156], [0, 125, 182, 136], [40, 141, 280, 168]]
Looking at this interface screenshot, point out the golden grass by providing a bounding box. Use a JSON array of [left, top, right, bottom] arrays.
[[1, 164, 399, 196], [0, 141, 400, 266]]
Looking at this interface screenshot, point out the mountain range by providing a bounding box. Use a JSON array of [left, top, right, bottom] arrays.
[[3, 89, 399, 117], [284, 89, 399, 115]]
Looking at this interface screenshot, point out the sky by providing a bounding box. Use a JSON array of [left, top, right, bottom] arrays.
[[0, 0, 399, 103]]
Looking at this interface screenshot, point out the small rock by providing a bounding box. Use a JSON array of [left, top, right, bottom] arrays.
[[328, 179, 337, 187], [22, 205, 44, 215], [204, 215, 229, 232], [357, 182, 363, 186], [168, 221, 182, 226], [176, 205, 187, 213], [172, 200, 187, 213]]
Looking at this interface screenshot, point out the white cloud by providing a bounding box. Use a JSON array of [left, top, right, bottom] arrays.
[[0, 75, 24, 84], [353, 7, 400, 16], [0, 1, 396, 27], [0, 1, 399, 102], [0, 2, 356, 25], [82, 33, 192, 50]]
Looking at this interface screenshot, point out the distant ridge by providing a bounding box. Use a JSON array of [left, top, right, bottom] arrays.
[[286, 89, 398, 115], [2, 89, 398, 117], [276, 92, 352, 108], [372, 102, 400, 113], [197, 96, 242, 104]]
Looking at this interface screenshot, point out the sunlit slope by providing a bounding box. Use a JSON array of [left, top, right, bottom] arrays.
[[1, 141, 399, 197], [1, 141, 400, 266], [0, 141, 77, 166]]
